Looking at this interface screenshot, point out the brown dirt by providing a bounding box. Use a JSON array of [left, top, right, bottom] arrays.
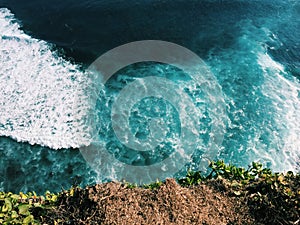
[[41, 178, 257, 225]]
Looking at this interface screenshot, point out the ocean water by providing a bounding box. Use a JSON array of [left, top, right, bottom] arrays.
[[0, 0, 299, 193]]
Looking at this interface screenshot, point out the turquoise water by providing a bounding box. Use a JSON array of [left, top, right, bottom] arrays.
[[0, 0, 299, 193]]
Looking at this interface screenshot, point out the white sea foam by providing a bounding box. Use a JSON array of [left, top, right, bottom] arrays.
[[206, 19, 300, 172], [0, 8, 92, 149], [258, 52, 300, 171], [0, 7, 299, 175]]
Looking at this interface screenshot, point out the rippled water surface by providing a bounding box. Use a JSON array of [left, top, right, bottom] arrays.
[[0, 0, 299, 193]]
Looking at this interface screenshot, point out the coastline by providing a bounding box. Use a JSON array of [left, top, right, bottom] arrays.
[[1, 161, 299, 225]]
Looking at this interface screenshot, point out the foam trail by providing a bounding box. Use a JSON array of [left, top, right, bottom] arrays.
[[258, 53, 300, 171], [207, 19, 300, 172], [0, 8, 91, 149]]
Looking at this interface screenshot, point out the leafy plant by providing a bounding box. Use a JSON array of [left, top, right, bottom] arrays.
[[143, 180, 163, 189], [0, 190, 58, 224], [204, 160, 300, 224], [178, 170, 203, 186]]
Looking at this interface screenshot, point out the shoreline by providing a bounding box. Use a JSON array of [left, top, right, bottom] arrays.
[[1, 160, 299, 224]]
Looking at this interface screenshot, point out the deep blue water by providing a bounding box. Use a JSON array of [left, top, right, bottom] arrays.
[[0, 0, 299, 193]]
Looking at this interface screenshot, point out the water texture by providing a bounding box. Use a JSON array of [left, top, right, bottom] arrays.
[[0, 0, 299, 193]]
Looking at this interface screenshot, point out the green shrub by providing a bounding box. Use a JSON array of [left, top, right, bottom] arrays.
[[0, 190, 58, 224]]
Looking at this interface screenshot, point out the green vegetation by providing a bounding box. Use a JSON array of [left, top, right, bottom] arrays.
[[0, 190, 58, 224], [1, 160, 299, 224], [179, 160, 300, 224], [124, 179, 164, 190]]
